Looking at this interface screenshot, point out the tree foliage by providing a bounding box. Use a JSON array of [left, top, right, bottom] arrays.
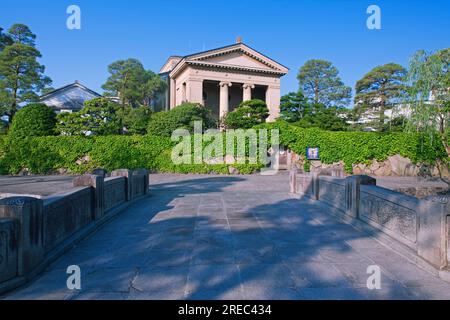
[[102, 58, 166, 108], [297, 59, 351, 108], [56, 98, 121, 136], [8, 103, 56, 138], [0, 27, 13, 51], [0, 24, 52, 121], [223, 99, 269, 129], [122, 105, 152, 135], [292, 105, 349, 131], [405, 48, 450, 158], [280, 91, 310, 122], [354, 63, 407, 130], [281, 92, 348, 131]]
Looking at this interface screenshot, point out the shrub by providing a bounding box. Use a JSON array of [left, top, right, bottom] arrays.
[[8, 103, 56, 138], [56, 98, 121, 136], [223, 99, 269, 129], [147, 103, 216, 137], [123, 105, 152, 135]]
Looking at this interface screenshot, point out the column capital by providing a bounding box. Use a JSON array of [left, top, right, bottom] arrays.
[[243, 83, 255, 89], [219, 81, 232, 87]]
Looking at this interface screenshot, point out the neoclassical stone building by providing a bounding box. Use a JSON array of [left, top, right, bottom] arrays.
[[158, 39, 289, 121]]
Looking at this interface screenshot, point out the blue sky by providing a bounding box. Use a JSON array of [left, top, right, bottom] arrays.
[[1, 0, 449, 104]]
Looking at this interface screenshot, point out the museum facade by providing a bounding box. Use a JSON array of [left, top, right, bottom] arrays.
[[158, 39, 289, 121]]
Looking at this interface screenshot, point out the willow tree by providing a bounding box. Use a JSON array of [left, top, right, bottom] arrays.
[[405, 48, 450, 159]]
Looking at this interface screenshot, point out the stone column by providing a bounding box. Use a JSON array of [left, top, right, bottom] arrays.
[[265, 85, 281, 122], [345, 175, 376, 218], [0, 197, 44, 276], [170, 78, 176, 109], [111, 169, 133, 201], [73, 174, 105, 220], [219, 82, 232, 119], [242, 83, 254, 101]]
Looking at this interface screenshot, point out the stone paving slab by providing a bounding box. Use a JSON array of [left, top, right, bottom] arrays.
[[0, 175, 75, 197], [2, 173, 450, 300]]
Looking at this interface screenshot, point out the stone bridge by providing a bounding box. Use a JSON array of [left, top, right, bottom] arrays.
[[1, 173, 450, 300]]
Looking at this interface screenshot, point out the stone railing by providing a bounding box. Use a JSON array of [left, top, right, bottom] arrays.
[[0, 169, 150, 294], [292, 170, 450, 277]]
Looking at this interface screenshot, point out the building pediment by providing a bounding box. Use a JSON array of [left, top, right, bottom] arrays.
[[165, 43, 289, 78], [159, 56, 183, 74]]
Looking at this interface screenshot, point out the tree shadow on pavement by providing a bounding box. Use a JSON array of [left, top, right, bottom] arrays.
[[4, 174, 450, 300]]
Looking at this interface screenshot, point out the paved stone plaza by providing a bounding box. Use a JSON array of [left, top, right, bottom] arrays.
[[0, 174, 447, 199], [2, 173, 450, 300]]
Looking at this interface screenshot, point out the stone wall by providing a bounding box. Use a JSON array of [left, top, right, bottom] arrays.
[[289, 151, 449, 178], [104, 177, 126, 212], [131, 174, 146, 198], [0, 169, 150, 294], [359, 185, 419, 249], [318, 176, 347, 212], [294, 170, 449, 271], [447, 215, 450, 266], [296, 174, 314, 197], [43, 187, 93, 251], [0, 219, 17, 283]]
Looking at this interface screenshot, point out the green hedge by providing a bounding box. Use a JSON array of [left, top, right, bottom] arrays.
[[0, 122, 447, 175], [258, 121, 448, 172], [0, 135, 262, 175]]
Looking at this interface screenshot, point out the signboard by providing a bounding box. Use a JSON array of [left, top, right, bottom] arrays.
[[306, 147, 320, 160]]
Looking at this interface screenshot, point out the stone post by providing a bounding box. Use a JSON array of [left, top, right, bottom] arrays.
[[111, 169, 133, 201], [0, 197, 44, 276], [289, 166, 298, 194], [417, 195, 450, 269], [133, 169, 150, 195], [219, 82, 232, 119], [345, 175, 376, 218], [91, 168, 107, 178], [73, 174, 105, 220], [243, 83, 254, 101], [312, 172, 321, 200]]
